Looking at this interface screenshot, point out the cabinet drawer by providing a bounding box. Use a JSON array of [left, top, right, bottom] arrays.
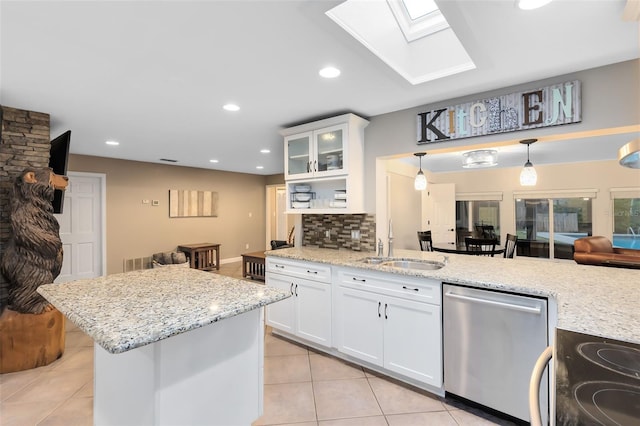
[[337, 267, 441, 305], [266, 257, 331, 283]]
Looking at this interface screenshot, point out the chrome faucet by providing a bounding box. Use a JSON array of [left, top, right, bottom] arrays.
[[387, 219, 394, 257], [377, 238, 384, 257]]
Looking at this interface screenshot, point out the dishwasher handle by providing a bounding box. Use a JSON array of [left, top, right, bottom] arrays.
[[444, 291, 542, 314]]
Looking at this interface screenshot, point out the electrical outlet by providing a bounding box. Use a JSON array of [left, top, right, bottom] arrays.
[[245, 243, 249, 249], [351, 230, 361, 240], [152, 200, 159, 206], [325, 230, 330, 238], [142, 199, 150, 204]]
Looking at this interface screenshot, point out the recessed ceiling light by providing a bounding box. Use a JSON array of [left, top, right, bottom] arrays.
[[256, 166, 264, 170], [209, 159, 219, 163], [517, 0, 553, 10], [105, 140, 119, 146], [223, 103, 240, 111], [319, 66, 341, 78], [260, 149, 271, 154]]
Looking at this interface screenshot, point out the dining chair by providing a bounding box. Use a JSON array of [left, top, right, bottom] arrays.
[[504, 233, 518, 258], [465, 237, 498, 257], [417, 231, 433, 251]]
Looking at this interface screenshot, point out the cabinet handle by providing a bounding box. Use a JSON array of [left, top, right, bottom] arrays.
[[352, 277, 366, 282], [378, 301, 381, 318], [294, 284, 298, 297], [275, 264, 285, 269], [307, 161, 311, 173], [307, 270, 318, 274], [402, 286, 420, 292], [290, 283, 294, 295], [384, 303, 388, 319], [314, 160, 317, 172]]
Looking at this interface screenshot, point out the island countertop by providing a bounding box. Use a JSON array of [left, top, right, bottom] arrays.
[[266, 247, 640, 345], [37, 267, 290, 354]]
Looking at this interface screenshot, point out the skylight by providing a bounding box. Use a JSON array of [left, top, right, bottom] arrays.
[[326, 0, 475, 85], [387, 0, 450, 42], [402, 0, 438, 21]]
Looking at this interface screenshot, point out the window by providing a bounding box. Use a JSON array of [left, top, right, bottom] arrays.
[[456, 200, 500, 242], [515, 197, 593, 260], [612, 198, 640, 249]]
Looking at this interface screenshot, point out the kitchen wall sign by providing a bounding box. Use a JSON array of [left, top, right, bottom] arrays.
[[417, 80, 581, 144], [169, 189, 218, 218]]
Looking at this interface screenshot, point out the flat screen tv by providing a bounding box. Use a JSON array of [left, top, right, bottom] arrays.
[[49, 130, 71, 214]]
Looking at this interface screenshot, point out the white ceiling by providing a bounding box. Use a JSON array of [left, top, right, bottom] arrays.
[[1, 0, 638, 175]]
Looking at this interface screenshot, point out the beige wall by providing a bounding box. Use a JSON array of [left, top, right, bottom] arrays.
[[68, 155, 272, 275]]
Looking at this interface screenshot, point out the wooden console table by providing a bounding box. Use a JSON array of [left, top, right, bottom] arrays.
[[242, 251, 266, 282], [178, 243, 221, 271]]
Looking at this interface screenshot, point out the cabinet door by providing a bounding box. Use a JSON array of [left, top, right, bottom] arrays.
[[295, 279, 331, 347], [285, 132, 313, 179], [265, 273, 295, 333], [335, 287, 383, 366], [314, 124, 347, 177], [383, 296, 442, 387]]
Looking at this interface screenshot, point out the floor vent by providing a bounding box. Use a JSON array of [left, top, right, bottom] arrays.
[[123, 256, 153, 272]]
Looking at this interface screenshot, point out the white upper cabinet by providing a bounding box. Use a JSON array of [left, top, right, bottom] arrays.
[[285, 124, 348, 179], [281, 114, 369, 214]]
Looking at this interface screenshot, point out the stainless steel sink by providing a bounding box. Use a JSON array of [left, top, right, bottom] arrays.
[[381, 260, 444, 271]]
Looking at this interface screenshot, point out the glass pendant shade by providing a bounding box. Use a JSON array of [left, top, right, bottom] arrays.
[[414, 170, 427, 190], [520, 162, 537, 186], [413, 152, 427, 190], [519, 139, 537, 186]]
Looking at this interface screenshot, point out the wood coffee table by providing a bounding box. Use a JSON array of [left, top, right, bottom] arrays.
[[178, 243, 221, 271], [242, 251, 266, 282]]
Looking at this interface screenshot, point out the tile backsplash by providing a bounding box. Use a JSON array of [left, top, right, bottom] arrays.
[[302, 214, 375, 251]]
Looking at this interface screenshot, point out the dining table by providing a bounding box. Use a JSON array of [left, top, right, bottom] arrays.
[[431, 242, 505, 256]]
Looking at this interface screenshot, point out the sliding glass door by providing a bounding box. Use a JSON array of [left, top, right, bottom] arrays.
[[515, 197, 592, 260]]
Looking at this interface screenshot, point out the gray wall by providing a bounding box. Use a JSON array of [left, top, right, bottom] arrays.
[[362, 59, 640, 212]]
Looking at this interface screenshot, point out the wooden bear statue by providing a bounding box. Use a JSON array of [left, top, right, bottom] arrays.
[[1, 168, 69, 314]]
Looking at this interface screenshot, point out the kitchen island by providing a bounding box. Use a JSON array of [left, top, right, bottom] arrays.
[[37, 267, 290, 426], [266, 246, 639, 345]]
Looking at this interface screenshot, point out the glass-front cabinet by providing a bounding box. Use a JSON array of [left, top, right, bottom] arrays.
[[286, 132, 312, 178], [281, 114, 368, 213], [285, 124, 347, 179]]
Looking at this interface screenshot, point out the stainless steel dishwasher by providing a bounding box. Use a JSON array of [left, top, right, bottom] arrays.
[[443, 284, 548, 424]]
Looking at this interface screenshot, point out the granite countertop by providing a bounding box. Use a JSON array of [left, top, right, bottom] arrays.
[[37, 267, 290, 354], [266, 247, 640, 345]]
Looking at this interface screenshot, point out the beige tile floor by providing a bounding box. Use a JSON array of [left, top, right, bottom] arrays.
[[0, 261, 516, 425]]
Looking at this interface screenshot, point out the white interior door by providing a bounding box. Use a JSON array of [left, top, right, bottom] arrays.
[[423, 183, 455, 245], [54, 172, 105, 283]]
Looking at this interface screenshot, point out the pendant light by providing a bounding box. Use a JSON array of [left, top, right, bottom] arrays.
[[519, 139, 537, 186], [414, 152, 427, 190]]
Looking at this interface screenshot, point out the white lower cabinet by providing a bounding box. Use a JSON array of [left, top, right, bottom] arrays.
[[335, 268, 442, 387], [265, 258, 331, 347], [265, 257, 443, 389]]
